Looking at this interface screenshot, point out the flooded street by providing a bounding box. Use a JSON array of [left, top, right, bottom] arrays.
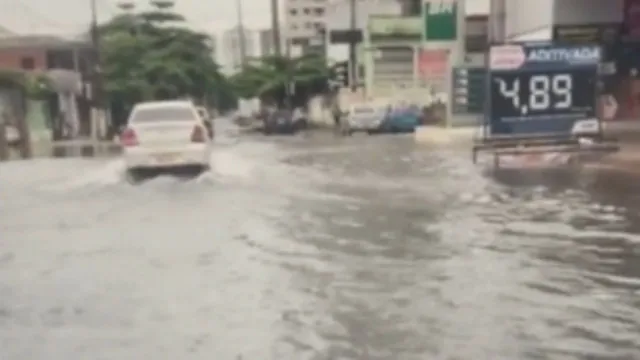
[[1, 120, 640, 360]]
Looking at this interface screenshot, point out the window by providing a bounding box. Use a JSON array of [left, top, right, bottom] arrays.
[[20, 57, 34, 70], [303, 8, 310, 15], [289, 9, 297, 16], [130, 106, 196, 123], [314, 8, 324, 16]]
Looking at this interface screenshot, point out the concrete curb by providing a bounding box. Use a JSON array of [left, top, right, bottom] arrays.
[[414, 126, 478, 145]]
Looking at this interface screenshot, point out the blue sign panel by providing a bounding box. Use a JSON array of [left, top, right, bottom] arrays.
[[487, 43, 601, 137]]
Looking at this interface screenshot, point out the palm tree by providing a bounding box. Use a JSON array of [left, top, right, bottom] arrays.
[[232, 54, 329, 108]]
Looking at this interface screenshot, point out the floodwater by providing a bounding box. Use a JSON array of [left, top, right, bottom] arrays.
[[1, 120, 640, 360]]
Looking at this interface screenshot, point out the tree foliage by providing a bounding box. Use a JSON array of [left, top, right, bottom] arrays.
[[100, 2, 236, 126], [231, 54, 330, 108]]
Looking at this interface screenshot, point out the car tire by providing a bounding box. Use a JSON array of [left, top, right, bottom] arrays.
[[125, 168, 146, 183], [195, 164, 209, 174]]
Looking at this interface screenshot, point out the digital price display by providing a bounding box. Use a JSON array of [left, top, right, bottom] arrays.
[[487, 43, 601, 136]]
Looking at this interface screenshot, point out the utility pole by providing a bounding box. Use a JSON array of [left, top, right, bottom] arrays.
[[90, 0, 105, 139], [0, 115, 8, 161], [236, 0, 247, 67], [271, 0, 281, 56], [348, 0, 357, 91]]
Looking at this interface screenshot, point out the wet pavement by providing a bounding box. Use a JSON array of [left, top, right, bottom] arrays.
[[1, 119, 640, 360]]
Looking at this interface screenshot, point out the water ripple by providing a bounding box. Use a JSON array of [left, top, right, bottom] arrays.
[[2, 129, 640, 359]]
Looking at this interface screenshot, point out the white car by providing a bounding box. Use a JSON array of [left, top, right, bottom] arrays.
[[345, 103, 387, 134], [120, 100, 212, 176]]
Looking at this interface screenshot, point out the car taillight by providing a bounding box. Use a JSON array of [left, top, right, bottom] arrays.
[[191, 125, 206, 143], [120, 128, 138, 146]]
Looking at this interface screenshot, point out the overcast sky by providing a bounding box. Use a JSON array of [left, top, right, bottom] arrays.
[[0, 0, 489, 37]]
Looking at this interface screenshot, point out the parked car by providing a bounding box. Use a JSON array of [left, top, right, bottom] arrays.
[[120, 100, 212, 179], [342, 103, 387, 135], [378, 105, 421, 133], [264, 109, 306, 134]]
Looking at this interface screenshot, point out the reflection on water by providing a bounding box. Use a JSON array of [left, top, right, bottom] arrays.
[[0, 129, 639, 359]]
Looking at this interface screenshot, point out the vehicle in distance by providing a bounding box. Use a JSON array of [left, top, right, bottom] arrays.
[[120, 100, 212, 178], [342, 103, 387, 135], [378, 104, 422, 133], [264, 108, 307, 134]]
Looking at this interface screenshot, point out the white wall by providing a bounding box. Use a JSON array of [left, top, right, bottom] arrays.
[[510, 27, 553, 41], [504, 0, 554, 40], [324, 0, 401, 61], [553, 0, 624, 25]]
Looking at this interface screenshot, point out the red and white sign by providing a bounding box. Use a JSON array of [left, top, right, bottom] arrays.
[[489, 45, 525, 70], [418, 49, 448, 78]]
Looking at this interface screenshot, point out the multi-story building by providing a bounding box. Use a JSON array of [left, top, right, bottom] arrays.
[[219, 26, 257, 74], [324, 0, 402, 61], [285, 0, 328, 47], [284, 0, 419, 56]]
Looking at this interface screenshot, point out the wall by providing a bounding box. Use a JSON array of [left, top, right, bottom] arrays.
[[553, 0, 624, 25], [488, 0, 506, 41], [504, 0, 553, 40], [324, 0, 400, 61], [510, 27, 553, 41], [0, 47, 46, 71]]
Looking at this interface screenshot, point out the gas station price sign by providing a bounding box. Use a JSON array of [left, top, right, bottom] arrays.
[[487, 43, 601, 136]]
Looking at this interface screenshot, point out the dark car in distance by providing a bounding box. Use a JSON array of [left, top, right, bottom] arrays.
[[263, 109, 307, 135]]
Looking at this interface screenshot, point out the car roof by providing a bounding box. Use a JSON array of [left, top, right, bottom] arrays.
[[350, 103, 383, 111], [133, 100, 194, 110]]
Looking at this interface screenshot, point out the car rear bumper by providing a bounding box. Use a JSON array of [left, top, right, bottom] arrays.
[[265, 122, 296, 132], [123, 144, 210, 169], [347, 122, 382, 131]]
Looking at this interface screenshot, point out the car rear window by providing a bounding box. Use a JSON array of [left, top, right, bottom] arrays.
[[130, 106, 196, 123], [196, 108, 208, 118], [352, 107, 376, 115]]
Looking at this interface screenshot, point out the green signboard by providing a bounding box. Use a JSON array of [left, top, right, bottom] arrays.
[[423, 0, 458, 41], [451, 67, 485, 114]]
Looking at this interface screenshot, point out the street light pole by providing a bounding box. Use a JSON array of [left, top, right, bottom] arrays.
[[271, 0, 281, 56], [348, 0, 357, 91], [90, 0, 105, 139], [236, 0, 247, 67]]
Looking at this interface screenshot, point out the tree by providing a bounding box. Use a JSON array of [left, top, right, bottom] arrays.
[[231, 54, 330, 108], [99, 1, 236, 127]]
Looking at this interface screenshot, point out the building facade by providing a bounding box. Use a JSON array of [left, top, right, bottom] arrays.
[[219, 26, 257, 74], [285, 0, 327, 46]]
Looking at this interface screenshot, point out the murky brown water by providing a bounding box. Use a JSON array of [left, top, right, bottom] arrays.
[[1, 121, 640, 359]]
